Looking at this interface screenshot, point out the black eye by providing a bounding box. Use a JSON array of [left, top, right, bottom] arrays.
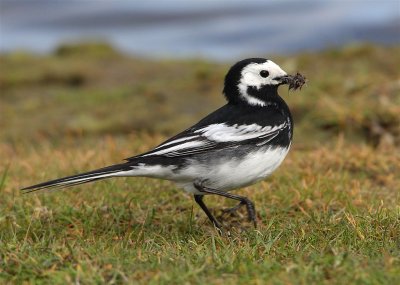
[[260, 70, 269, 78]]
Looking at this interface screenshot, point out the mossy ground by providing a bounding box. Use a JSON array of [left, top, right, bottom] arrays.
[[1, 43, 399, 284]]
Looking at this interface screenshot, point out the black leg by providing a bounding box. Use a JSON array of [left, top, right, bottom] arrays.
[[194, 194, 221, 229], [194, 182, 257, 227]]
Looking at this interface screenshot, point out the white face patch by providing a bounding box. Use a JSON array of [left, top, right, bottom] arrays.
[[238, 60, 287, 106]]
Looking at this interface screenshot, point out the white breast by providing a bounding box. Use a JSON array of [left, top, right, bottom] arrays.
[[176, 146, 290, 194]]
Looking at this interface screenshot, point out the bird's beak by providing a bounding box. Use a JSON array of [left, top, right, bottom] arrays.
[[276, 75, 292, 85], [275, 73, 306, 90]]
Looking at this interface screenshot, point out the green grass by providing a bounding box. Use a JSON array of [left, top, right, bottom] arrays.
[[1, 43, 400, 284]]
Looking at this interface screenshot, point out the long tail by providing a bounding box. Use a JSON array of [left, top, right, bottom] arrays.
[[21, 163, 134, 194]]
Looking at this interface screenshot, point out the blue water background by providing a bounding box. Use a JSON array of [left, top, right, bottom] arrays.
[[0, 0, 399, 60]]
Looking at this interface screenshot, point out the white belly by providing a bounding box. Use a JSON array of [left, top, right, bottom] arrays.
[[176, 146, 290, 194]]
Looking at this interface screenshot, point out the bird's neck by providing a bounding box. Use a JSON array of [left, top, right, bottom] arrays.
[[226, 84, 292, 121], [231, 86, 291, 116], [246, 85, 279, 106], [239, 86, 293, 135]]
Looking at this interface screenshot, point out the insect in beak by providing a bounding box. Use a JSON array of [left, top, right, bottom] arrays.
[[276, 73, 306, 90]]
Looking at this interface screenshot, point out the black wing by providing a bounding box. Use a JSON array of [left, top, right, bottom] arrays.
[[126, 105, 289, 160]]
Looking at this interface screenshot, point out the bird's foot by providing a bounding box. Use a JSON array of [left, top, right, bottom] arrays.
[[221, 201, 246, 216]]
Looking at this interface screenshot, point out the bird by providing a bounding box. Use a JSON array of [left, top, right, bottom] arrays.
[[21, 58, 305, 229]]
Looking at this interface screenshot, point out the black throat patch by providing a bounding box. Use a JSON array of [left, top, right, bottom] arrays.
[[245, 84, 279, 105]]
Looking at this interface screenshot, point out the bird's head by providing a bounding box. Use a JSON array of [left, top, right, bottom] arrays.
[[223, 58, 305, 107]]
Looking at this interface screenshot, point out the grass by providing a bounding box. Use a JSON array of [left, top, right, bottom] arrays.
[[1, 43, 400, 284]]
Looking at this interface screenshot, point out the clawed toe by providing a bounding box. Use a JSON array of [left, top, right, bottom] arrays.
[[221, 201, 245, 215]]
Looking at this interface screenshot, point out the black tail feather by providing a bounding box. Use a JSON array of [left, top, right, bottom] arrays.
[[21, 163, 132, 193]]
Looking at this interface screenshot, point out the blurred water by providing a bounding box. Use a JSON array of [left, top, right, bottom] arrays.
[[0, 0, 399, 60]]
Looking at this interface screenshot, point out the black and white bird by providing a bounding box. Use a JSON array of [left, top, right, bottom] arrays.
[[22, 58, 305, 229]]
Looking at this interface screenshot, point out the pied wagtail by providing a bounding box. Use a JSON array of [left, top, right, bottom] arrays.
[[22, 58, 305, 229]]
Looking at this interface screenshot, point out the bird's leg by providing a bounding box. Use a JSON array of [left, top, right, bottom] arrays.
[[194, 194, 222, 229], [194, 182, 257, 228]]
